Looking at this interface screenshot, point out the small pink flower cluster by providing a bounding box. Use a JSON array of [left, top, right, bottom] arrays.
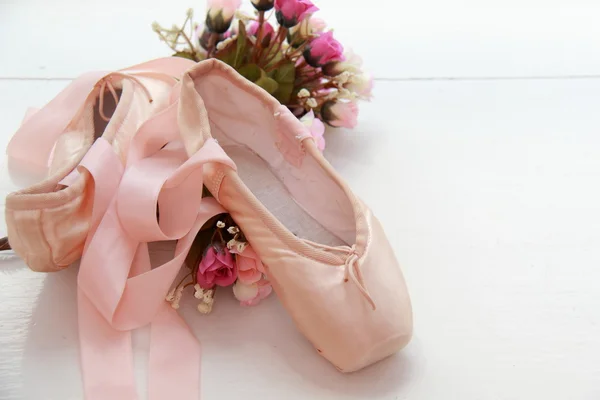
[[166, 217, 272, 313], [153, 0, 373, 152], [197, 243, 272, 307]]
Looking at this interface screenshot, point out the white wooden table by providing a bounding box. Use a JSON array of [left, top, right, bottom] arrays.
[[1, 1, 599, 399]]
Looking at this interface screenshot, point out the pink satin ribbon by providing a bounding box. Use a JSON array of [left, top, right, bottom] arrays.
[[74, 95, 236, 399], [77, 133, 234, 399], [6, 58, 234, 398], [6, 57, 194, 170]]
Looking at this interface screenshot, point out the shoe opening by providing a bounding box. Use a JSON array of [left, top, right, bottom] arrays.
[[193, 71, 356, 247]]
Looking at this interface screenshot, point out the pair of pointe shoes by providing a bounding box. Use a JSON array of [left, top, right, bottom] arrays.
[[4, 57, 412, 396]]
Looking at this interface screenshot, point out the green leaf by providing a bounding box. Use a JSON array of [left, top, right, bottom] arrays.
[[216, 46, 236, 67], [273, 62, 295, 84], [268, 61, 295, 103], [233, 20, 247, 68], [272, 82, 294, 104], [255, 69, 279, 94], [255, 76, 279, 94], [237, 64, 261, 82]]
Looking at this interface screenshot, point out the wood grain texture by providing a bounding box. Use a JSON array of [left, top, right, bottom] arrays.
[[1, 1, 600, 399]]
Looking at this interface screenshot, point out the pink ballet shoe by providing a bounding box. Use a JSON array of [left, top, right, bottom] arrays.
[[178, 59, 413, 373]]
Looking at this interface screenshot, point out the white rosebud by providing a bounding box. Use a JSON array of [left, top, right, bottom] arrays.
[[202, 291, 214, 303], [306, 98, 318, 108], [227, 226, 240, 234], [334, 71, 352, 86], [151, 22, 161, 32], [197, 302, 212, 314], [297, 88, 310, 98], [186, 8, 194, 18], [216, 221, 226, 228], [337, 88, 357, 100], [194, 289, 204, 299], [233, 280, 259, 302], [346, 72, 373, 100]]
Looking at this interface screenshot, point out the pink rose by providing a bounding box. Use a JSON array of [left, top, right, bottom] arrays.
[[236, 246, 266, 284], [321, 100, 359, 129], [233, 279, 273, 306], [196, 245, 238, 289], [206, 0, 242, 33], [275, 0, 319, 28], [247, 21, 275, 38], [300, 110, 325, 151], [303, 31, 344, 68]]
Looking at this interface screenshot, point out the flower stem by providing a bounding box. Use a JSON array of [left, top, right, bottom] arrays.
[[285, 41, 309, 59], [175, 272, 193, 290], [252, 11, 265, 63], [297, 58, 308, 70], [295, 71, 324, 87], [263, 27, 287, 68], [178, 30, 196, 57], [265, 57, 291, 73]]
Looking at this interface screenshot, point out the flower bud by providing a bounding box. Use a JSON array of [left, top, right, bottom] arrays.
[[251, 0, 275, 11], [321, 100, 359, 129], [205, 0, 242, 34], [302, 31, 344, 68], [274, 0, 318, 28]]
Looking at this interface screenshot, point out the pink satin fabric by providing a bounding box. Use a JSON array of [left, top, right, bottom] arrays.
[[7, 57, 237, 398], [76, 98, 236, 399], [7, 57, 194, 170], [5, 57, 197, 273]]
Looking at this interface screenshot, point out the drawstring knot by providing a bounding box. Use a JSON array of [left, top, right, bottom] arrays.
[[343, 245, 376, 311], [97, 72, 154, 122]]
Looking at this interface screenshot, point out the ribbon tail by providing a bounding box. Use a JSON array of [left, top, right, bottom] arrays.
[[78, 287, 138, 400], [149, 303, 201, 400]]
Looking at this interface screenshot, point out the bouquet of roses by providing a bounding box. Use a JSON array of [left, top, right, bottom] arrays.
[[152, 0, 373, 151]]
